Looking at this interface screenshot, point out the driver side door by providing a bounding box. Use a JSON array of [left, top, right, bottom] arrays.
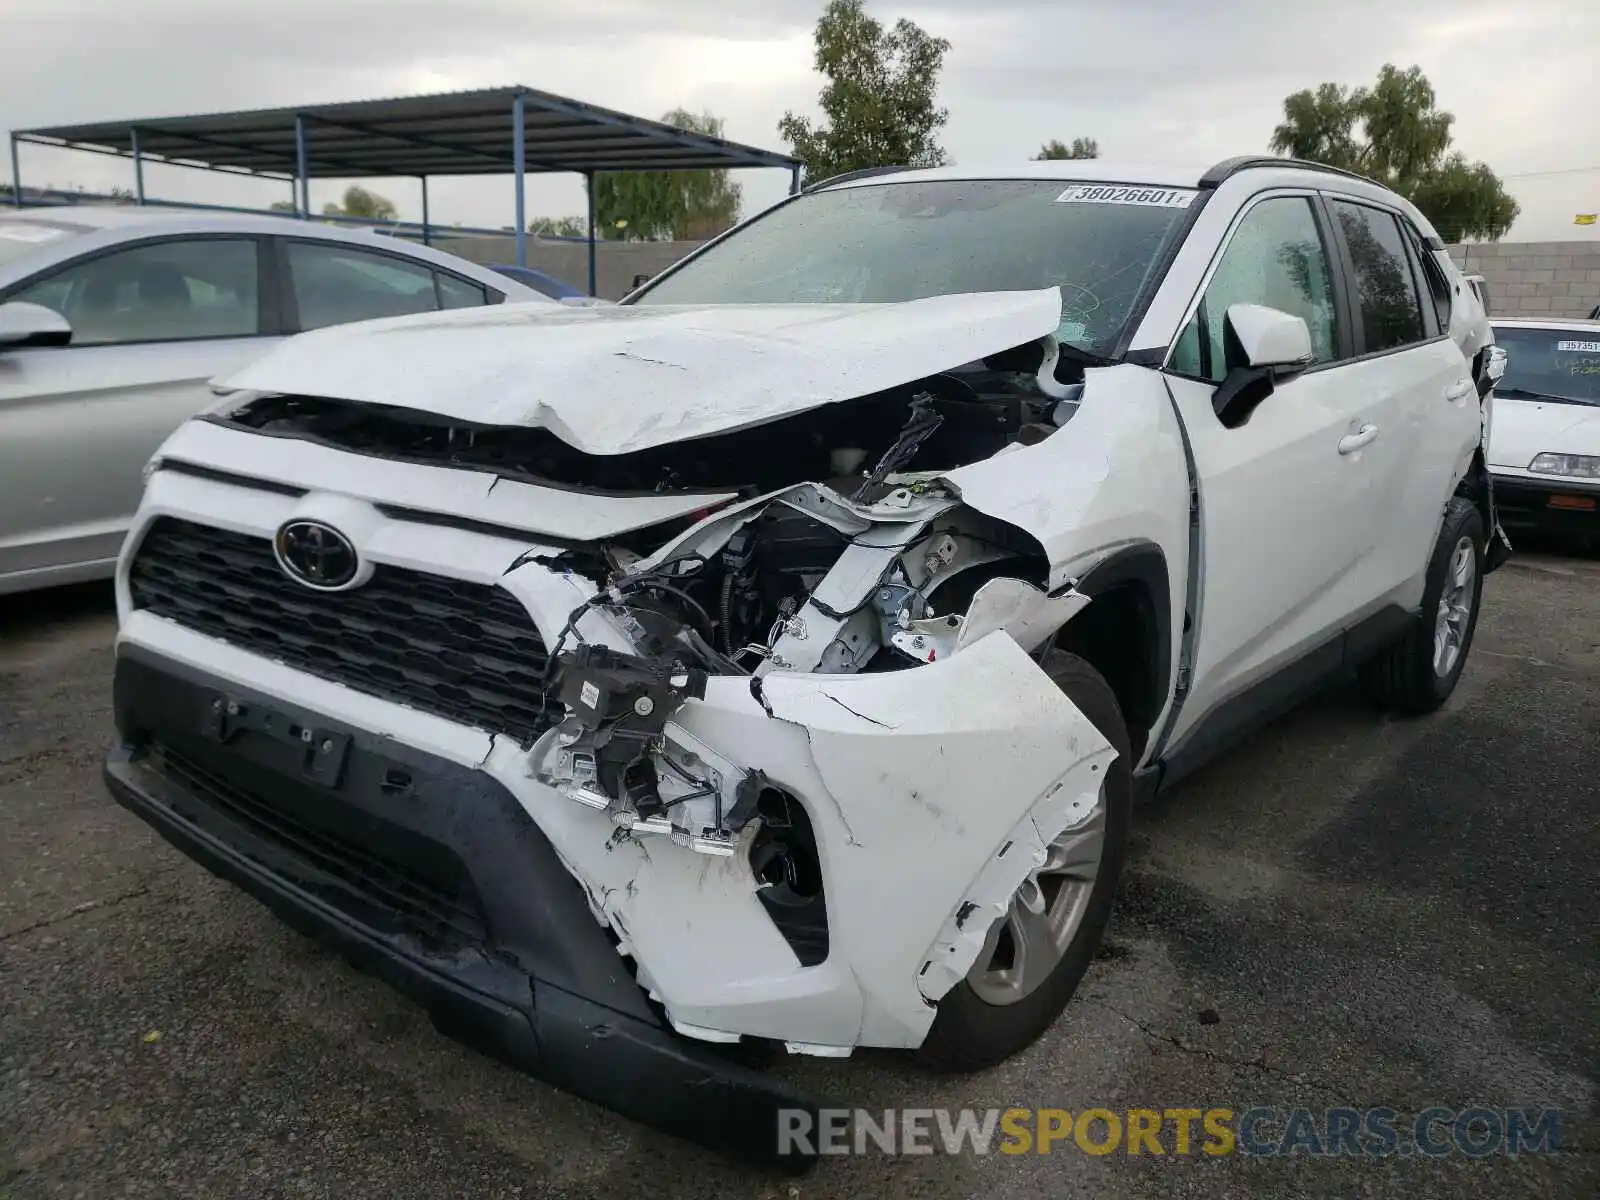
[[0, 235, 272, 589], [1160, 192, 1395, 765]]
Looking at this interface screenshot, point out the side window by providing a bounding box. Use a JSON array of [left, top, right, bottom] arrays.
[[1407, 225, 1453, 333], [437, 272, 488, 309], [10, 238, 259, 346], [285, 242, 441, 331], [1327, 200, 1427, 353], [1169, 196, 1338, 382]]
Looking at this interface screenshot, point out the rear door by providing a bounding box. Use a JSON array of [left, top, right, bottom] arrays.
[[276, 238, 492, 331], [1161, 191, 1394, 750], [0, 235, 275, 581], [1320, 196, 1478, 609]]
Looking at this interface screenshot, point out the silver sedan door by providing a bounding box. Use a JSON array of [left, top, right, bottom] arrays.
[[0, 235, 273, 590]]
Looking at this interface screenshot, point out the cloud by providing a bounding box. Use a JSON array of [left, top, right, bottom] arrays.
[[3, 0, 1596, 237]]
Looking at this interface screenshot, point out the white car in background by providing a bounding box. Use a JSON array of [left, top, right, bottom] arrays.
[[0, 206, 547, 595], [1487, 318, 1600, 545]]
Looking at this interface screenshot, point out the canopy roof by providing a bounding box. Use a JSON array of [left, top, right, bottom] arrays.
[[16, 86, 801, 180]]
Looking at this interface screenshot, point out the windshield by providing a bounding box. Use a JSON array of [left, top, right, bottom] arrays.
[[1495, 325, 1600, 406], [631, 179, 1196, 358], [0, 219, 88, 268]]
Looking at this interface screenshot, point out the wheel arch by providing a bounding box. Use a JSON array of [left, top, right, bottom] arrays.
[[1050, 544, 1172, 761]]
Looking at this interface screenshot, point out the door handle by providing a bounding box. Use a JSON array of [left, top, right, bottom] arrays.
[[1444, 379, 1474, 401], [1338, 423, 1379, 455]]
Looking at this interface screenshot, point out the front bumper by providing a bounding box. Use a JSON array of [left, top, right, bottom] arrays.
[[1490, 472, 1600, 536], [105, 646, 821, 1169]]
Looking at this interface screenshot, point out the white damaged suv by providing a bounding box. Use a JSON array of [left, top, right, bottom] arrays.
[[105, 157, 1507, 1165]]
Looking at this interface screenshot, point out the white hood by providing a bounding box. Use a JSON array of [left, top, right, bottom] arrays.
[[1489, 395, 1600, 468], [219, 290, 1066, 456]]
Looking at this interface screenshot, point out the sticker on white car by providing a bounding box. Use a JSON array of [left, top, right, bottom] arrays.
[[1055, 185, 1196, 208]]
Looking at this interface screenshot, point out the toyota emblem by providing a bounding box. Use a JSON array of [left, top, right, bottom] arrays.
[[274, 520, 359, 590]]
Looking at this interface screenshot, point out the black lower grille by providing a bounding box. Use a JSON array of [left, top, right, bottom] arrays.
[[129, 517, 560, 744], [149, 741, 487, 945]]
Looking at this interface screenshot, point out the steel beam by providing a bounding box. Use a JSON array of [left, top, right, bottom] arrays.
[[513, 94, 527, 267], [130, 128, 146, 203], [9, 134, 20, 207], [420, 176, 430, 246], [295, 115, 310, 217], [585, 171, 597, 297], [12, 134, 292, 180]]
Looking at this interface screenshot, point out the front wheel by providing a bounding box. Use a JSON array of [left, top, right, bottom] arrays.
[[1358, 497, 1486, 714], [917, 651, 1131, 1073]]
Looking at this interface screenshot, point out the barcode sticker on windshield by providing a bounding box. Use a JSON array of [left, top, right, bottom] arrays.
[[1556, 339, 1600, 353], [0, 225, 65, 243], [1056, 185, 1196, 208]]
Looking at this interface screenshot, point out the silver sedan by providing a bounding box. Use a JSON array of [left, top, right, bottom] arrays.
[[0, 206, 548, 595]]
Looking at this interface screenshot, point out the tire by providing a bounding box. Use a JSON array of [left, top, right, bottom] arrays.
[[1358, 497, 1486, 715], [918, 651, 1132, 1073]]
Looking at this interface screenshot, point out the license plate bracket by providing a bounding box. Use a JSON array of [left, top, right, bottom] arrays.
[[201, 693, 350, 787]]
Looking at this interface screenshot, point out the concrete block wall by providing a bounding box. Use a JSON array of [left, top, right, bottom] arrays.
[[433, 235, 706, 300], [1448, 242, 1600, 319]]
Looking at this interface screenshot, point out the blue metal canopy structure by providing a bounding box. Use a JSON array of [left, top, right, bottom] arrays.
[[10, 86, 802, 294]]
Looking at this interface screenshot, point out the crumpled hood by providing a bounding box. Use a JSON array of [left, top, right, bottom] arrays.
[[218, 289, 1065, 455], [1489, 395, 1600, 468]]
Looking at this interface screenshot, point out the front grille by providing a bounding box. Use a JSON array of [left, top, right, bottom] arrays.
[[149, 741, 487, 945], [129, 517, 561, 744]]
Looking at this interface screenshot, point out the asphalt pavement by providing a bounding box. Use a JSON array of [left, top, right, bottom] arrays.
[[2, 549, 1596, 1199]]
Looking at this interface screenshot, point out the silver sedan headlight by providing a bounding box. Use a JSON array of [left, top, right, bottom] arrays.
[[1529, 452, 1600, 479]]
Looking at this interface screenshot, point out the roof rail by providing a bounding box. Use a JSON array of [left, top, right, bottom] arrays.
[[1199, 156, 1380, 189], [803, 164, 915, 193]]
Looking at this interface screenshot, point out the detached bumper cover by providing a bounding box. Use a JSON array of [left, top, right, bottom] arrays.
[[104, 646, 820, 1170]]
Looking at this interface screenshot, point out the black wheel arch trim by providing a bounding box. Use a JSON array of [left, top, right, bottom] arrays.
[[1055, 543, 1173, 752]]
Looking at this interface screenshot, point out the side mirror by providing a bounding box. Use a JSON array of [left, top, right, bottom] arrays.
[[0, 301, 72, 349], [1212, 303, 1314, 428], [1477, 343, 1507, 400], [631, 273, 652, 289]]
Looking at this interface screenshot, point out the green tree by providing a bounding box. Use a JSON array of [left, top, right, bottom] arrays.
[[593, 109, 742, 241], [269, 199, 297, 213], [1035, 137, 1099, 161], [530, 215, 588, 237], [322, 185, 398, 222], [778, 0, 950, 183], [1270, 64, 1518, 242]]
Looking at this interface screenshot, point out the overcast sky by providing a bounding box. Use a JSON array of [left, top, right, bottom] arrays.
[[5, 0, 1597, 240]]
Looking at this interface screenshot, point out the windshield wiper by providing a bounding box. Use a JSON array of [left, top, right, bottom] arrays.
[[1497, 385, 1599, 405]]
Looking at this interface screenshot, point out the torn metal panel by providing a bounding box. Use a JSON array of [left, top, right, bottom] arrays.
[[955, 578, 1090, 654], [216, 289, 1066, 455], [759, 632, 1116, 1046], [942, 362, 1192, 597]]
